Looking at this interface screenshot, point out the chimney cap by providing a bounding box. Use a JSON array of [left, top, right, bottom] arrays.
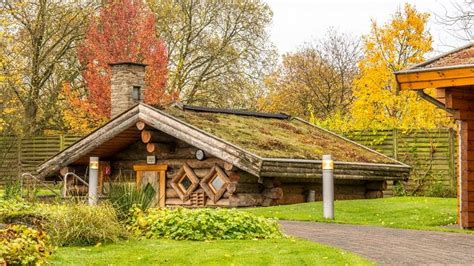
[[109, 61, 147, 67]]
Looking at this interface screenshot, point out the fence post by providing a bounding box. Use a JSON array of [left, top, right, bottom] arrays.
[[17, 138, 22, 178], [393, 129, 398, 160], [448, 128, 456, 188], [59, 134, 65, 151]]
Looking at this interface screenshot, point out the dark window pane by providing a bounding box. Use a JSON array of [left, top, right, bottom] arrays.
[[132, 86, 141, 101], [180, 176, 192, 190]]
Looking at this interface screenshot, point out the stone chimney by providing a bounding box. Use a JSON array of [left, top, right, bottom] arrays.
[[109, 62, 146, 118]]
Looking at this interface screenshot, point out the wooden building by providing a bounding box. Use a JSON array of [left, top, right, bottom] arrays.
[[37, 62, 410, 208], [395, 43, 474, 229]]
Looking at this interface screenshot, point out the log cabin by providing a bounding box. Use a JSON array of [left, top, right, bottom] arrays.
[[37, 62, 410, 208], [395, 42, 474, 229]]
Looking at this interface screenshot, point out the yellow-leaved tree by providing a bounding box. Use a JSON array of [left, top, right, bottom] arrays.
[[351, 3, 453, 130]]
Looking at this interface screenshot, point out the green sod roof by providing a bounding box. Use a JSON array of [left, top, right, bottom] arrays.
[[164, 106, 395, 164]]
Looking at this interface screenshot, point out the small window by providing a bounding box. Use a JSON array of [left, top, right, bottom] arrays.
[[132, 86, 141, 102], [211, 175, 224, 192]]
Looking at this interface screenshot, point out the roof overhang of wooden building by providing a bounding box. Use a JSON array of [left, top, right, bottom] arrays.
[[37, 103, 410, 181], [394, 42, 474, 229]]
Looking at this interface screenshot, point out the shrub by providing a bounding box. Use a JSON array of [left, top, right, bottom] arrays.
[[1, 199, 126, 246], [128, 207, 283, 241], [0, 224, 53, 265], [0, 198, 36, 223], [41, 203, 126, 246], [426, 182, 456, 198], [107, 182, 156, 220], [2, 179, 22, 200]]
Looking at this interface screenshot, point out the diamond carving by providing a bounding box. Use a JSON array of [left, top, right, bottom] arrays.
[[171, 163, 199, 201], [201, 164, 230, 203]]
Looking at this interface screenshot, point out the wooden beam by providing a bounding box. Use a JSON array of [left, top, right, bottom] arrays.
[[399, 77, 474, 90], [136, 121, 146, 131], [396, 67, 474, 84]]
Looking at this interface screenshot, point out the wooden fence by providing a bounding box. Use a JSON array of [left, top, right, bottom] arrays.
[[0, 129, 458, 196], [345, 129, 457, 196], [0, 135, 81, 181]]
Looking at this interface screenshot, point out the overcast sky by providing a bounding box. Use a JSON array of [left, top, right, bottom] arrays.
[[264, 0, 469, 56]]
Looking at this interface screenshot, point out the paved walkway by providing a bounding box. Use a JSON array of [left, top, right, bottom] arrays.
[[280, 221, 474, 265]]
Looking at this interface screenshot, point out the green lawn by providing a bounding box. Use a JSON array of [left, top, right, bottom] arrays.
[[50, 238, 373, 266], [246, 197, 465, 232]]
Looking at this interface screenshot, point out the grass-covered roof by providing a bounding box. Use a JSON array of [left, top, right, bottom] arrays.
[[164, 106, 395, 164]]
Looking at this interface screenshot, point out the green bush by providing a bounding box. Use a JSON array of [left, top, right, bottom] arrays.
[[0, 198, 36, 223], [2, 179, 22, 200], [426, 182, 456, 198], [128, 207, 283, 241], [107, 182, 156, 220], [0, 224, 53, 265], [40, 203, 126, 246]]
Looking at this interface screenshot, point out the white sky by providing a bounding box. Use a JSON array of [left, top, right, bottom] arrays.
[[264, 0, 469, 56]]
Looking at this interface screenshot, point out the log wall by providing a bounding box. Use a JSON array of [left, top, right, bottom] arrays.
[[274, 180, 385, 205], [445, 87, 474, 228]]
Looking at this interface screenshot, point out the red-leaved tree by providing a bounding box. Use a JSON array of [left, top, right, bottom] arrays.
[[78, 0, 175, 118]]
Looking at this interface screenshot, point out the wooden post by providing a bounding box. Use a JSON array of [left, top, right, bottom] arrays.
[[448, 128, 456, 188], [59, 134, 65, 151], [392, 129, 398, 160]]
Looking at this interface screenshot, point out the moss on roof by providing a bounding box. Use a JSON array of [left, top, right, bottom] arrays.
[[164, 107, 395, 164]]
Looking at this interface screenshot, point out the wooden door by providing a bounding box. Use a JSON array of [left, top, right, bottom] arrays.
[[133, 165, 168, 207]]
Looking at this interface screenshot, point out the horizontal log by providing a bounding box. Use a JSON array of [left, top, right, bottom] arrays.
[[113, 158, 225, 170], [275, 194, 306, 205], [366, 181, 387, 190], [262, 187, 283, 199], [262, 198, 273, 207], [136, 121, 146, 131], [261, 167, 409, 177], [141, 130, 153, 143], [262, 172, 407, 181], [224, 162, 236, 171], [165, 198, 191, 206], [226, 182, 237, 195], [166, 188, 179, 198], [235, 182, 263, 193], [229, 193, 264, 207], [262, 161, 410, 172], [365, 190, 383, 199], [146, 143, 156, 153]]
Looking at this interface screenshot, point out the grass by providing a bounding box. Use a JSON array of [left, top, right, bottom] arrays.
[[245, 197, 469, 233], [0, 187, 61, 198], [50, 238, 374, 266]]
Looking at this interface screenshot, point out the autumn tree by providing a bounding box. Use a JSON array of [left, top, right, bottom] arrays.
[[148, 0, 276, 108], [0, 0, 96, 135], [259, 29, 361, 123], [351, 4, 452, 130], [78, 0, 172, 119]]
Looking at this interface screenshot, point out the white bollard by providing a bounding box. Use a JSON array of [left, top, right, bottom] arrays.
[[322, 154, 334, 219], [88, 157, 99, 206]]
